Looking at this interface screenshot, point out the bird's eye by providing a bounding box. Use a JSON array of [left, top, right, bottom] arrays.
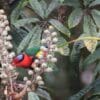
[[16, 54, 24, 60]]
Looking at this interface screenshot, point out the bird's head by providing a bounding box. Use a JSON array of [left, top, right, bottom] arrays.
[[12, 53, 33, 68]]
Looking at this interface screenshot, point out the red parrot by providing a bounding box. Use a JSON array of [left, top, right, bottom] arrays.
[[12, 54, 34, 68], [12, 46, 47, 68]]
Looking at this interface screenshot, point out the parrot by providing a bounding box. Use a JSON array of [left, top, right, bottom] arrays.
[[12, 46, 46, 68]]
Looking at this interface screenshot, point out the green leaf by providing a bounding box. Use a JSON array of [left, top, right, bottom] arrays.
[[89, 0, 100, 7], [40, 0, 47, 11], [13, 18, 40, 28], [83, 39, 97, 53], [83, 15, 89, 34], [82, 48, 100, 69], [70, 41, 83, 63], [68, 85, 92, 100], [83, 15, 97, 35], [79, 33, 98, 53], [17, 26, 38, 53], [57, 36, 69, 56], [91, 10, 100, 28], [59, 0, 65, 3], [94, 61, 100, 77], [28, 26, 42, 48], [87, 78, 100, 100], [64, 0, 80, 7], [49, 19, 70, 37], [68, 8, 83, 28], [12, 28, 28, 47], [68, 79, 100, 100], [29, 0, 44, 18], [45, 0, 59, 18], [10, 0, 25, 24], [28, 92, 40, 100], [83, 0, 94, 6], [58, 45, 69, 56], [87, 94, 100, 100], [57, 35, 67, 47], [36, 88, 52, 100], [22, 0, 29, 7], [96, 62, 100, 73]]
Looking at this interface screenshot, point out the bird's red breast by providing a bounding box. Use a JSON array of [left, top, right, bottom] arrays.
[[12, 54, 33, 68]]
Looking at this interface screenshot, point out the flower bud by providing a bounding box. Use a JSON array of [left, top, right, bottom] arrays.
[[6, 35, 12, 40], [0, 23, 5, 27], [44, 29, 50, 34], [51, 57, 57, 62], [53, 47, 58, 52], [36, 76, 42, 81], [5, 26, 10, 31], [26, 80, 32, 86], [0, 73, 7, 78], [9, 52, 15, 58], [0, 9, 5, 14], [4, 89, 8, 95], [47, 54, 52, 60], [3, 20, 9, 26], [41, 63, 47, 68], [46, 37, 51, 41], [38, 81, 44, 85], [45, 67, 53, 72], [41, 39, 46, 44], [51, 32, 57, 36], [53, 37, 58, 43], [2, 50, 8, 55], [23, 77, 28, 81], [7, 43, 13, 49], [2, 63, 7, 68], [34, 67, 41, 72], [19, 84, 24, 88], [2, 80, 7, 85], [49, 25, 54, 31], [3, 15, 7, 20], [28, 70, 33, 75], [34, 59, 40, 64], [50, 45, 56, 49], [2, 30, 8, 36], [8, 65, 14, 70]]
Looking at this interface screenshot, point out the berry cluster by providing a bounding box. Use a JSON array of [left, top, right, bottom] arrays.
[[0, 9, 22, 99], [0, 9, 58, 99], [0, 9, 16, 80], [24, 25, 58, 86]]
